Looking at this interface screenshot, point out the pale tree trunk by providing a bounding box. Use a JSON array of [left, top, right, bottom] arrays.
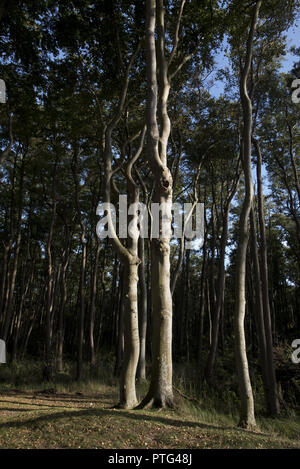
[[139, 0, 174, 408], [119, 255, 140, 408], [114, 268, 124, 377], [101, 64, 143, 406], [136, 235, 147, 380], [141, 0, 195, 406], [234, 0, 261, 429], [141, 0, 194, 409]]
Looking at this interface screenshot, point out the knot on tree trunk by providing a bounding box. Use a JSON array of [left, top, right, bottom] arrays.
[[159, 167, 172, 196], [153, 238, 170, 258], [128, 255, 141, 266]]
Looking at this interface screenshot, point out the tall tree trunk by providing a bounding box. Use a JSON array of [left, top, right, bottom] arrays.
[[234, 0, 261, 429], [139, 0, 174, 408], [101, 60, 143, 405]]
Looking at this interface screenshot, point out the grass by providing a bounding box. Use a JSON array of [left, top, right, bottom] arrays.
[[0, 359, 299, 449]]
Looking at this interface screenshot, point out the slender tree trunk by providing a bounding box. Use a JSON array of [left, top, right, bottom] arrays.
[[44, 189, 56, 381], [197, 232, 208, 360], [57, 248, 69, 373], [205, 207, 229, 382], [206, 278, 212, 348], [234, 0, 261, 429], [250, 207, 270, 411], [137, 236, 147, 380], [114, 269, 125, 377], [101, 65, 144, 406], [119, 258, 140, 408], [205, 166, 240, 381], [11, 260, 32, 362], [254, 138, 280, 416], [89, 238, 100, 367], [72, 148, 87, 382], [2, 152, 25, 343]]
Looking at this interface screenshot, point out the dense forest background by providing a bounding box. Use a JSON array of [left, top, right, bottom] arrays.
[[0, 0, 299, 434]]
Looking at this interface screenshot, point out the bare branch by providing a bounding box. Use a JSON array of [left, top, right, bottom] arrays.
[[168, 0, 186, 67]]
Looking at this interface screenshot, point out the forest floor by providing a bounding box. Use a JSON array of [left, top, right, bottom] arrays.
[[0, 384, 299, 449]]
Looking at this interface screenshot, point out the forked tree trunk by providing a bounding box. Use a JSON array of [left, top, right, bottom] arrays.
[[139, 0, 174, 408], [102, 74, 143, 406]]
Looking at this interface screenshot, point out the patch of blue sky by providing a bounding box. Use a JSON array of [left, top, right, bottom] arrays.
[[209, 22, 300, 99]]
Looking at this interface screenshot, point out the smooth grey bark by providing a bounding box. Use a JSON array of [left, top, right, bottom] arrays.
[[234, 0, 261, 429], [102, 65, 143, 406], [114, 268, 125, 377], [136, 236, 147, 380], [139, 0, 174, 408], [140, 0, 196, 408]]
